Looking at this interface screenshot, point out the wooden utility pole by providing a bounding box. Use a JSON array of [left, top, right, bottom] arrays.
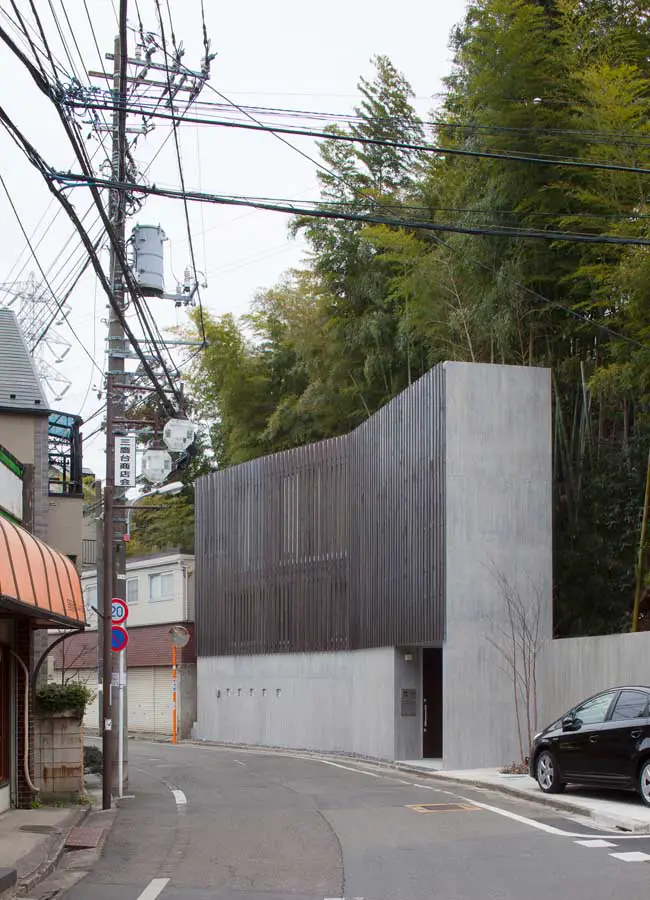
[[102, 6, 129, 809]]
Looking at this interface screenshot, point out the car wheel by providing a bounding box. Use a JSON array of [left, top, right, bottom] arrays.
[[536, 749, 565, 794], [639, 759, 650, 807]]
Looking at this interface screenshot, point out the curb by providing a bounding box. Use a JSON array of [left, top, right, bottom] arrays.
[[16, 804, 92, 898]]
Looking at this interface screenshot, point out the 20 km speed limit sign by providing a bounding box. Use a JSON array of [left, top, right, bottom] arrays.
[[111, 598, 128, 624]]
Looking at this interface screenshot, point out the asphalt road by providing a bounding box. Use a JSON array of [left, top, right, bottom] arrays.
[[44, 740, 650, 900]]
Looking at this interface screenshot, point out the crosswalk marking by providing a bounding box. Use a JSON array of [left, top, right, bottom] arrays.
[[609, 851, 650, 863], [575, 839, 617, 848]]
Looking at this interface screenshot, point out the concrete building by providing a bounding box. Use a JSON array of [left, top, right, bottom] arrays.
[[0, 310, 85, 811], [194, 362, 553, 768], [52, 550, 196, 739]]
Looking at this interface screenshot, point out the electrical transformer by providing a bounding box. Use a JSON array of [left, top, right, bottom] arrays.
[[131, 224, 166, 297]]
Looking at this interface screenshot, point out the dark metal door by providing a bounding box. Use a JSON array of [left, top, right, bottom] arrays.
[[422, 648, 443, 758]]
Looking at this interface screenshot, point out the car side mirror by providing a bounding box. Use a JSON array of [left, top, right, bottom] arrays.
[[562, 715, 579, 731]]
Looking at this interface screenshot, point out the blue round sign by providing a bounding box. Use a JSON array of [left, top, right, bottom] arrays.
[[111, 625, 128, 652]]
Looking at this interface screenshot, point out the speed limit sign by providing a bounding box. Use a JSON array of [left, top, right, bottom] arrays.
[[111, 598, 128, 625]]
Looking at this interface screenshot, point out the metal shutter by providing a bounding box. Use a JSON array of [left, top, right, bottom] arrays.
[[69, 667, 173, 738], [129, 667, 173, 737]]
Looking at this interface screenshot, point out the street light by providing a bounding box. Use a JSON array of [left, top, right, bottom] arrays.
[[124, 481, 184, 540]]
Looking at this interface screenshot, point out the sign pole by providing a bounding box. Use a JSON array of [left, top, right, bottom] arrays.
[[172, 644, 177, 745], [167, 625, 189, 745], [118, 649, 125, 797]]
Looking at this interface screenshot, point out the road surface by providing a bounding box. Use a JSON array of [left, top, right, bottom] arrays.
[[33, 739, 650, 900]]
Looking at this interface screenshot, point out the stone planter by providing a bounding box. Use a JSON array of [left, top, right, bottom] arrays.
[[33, 710, 84, 799]]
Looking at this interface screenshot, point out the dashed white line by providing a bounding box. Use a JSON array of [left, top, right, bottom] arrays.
[[136, 878, 170, 900], [318, 760, 381, 777], [234, 759, 247, 767], [609, 851, 650, 863], [171, 788, 187, 806], [575, 839, 618, 848]]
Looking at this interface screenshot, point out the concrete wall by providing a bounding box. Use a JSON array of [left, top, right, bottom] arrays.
[[33, 713, 84, 797], [47, 496, 83, 564], [178, 664, 197, 740], [0, 414, 35, 464], [196, 647, 397, 759], [394, 648, 422, 760], [442, 363, 553, 769], [540, 632, 650, 726]]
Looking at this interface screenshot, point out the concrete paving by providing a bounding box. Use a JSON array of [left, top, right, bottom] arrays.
[[0, 777, 101, 894], [0, 807, 80, 877], [27, 740, 650, 900]]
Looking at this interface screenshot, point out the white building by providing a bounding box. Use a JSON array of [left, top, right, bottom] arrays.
[[52, 550, 196, 739]]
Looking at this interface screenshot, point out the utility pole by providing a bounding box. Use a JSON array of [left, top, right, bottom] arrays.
[[102, 15, 129, 810], [89, 8, 211, 807], [95, 480, 104, 734]]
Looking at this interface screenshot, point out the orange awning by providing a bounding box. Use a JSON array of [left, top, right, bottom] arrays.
[[0, 516, 85, 627]]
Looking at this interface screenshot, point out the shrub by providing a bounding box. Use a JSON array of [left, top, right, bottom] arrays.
[[35, 682, 95, 719], [84, 745, 103, 774]]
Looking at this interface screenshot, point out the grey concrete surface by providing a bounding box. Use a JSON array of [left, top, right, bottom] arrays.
[[443, 362, 553, 770], [540, 631, 650, 724], [0, 804, 88, 886], [196, 647, 396, 759], [393, 647, 422, 761], [31, 739, 650, 900]]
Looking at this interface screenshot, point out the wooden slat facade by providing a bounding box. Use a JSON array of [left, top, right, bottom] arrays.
[[196, 365, 446, 656]]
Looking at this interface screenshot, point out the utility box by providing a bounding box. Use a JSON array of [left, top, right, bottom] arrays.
[[131, 224, 166, 297]]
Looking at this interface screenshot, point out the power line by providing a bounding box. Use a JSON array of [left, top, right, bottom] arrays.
[[0, 94, 179, 416], [154, 0, 206, 345], [63, 94, 650, 178], [53, 173, 650, 247], [0, 168, 104, 374]]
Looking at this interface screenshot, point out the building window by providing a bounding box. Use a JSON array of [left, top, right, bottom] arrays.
[[83, 584, 97, 618], [149, 572, 174, 602], [126, 578, 139, 604]]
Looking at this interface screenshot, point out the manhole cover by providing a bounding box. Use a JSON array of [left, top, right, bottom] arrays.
[[64, 826, 104, 849], [19, 825, 60, 834], [407, 802, 478, 813]]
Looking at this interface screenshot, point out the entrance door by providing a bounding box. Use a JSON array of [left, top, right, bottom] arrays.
[[422, 648, 443, 758], [0, 646, 10, 810]]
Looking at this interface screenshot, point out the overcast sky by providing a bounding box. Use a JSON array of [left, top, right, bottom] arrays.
[[0, 0, 469, 477]]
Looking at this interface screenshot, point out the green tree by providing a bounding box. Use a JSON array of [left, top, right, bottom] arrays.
[[183, 4, 650, 635]]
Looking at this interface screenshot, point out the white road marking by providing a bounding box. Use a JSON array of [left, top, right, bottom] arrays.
[[575, 839, 617, 848], [136, 878, 170, 900], [234, 760, 247, 767], [171, 788, 187, 806], [609, 851, 650, 862], [456, 795, 580, 836], [455, 793, 650, 840], [318, 760, 381, 777]]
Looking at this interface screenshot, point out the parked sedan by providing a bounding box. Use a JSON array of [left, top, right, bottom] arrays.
[[529, 685, 650, 806]]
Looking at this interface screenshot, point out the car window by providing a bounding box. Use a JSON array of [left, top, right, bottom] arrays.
[[610, 690, 649, 721], [574, 691, 616, 726]]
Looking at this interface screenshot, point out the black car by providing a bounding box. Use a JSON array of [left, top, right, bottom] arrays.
[[529, 685, 650, 806]]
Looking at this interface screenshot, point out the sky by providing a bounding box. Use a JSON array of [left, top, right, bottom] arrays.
[[0, 0, 469, 478]]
